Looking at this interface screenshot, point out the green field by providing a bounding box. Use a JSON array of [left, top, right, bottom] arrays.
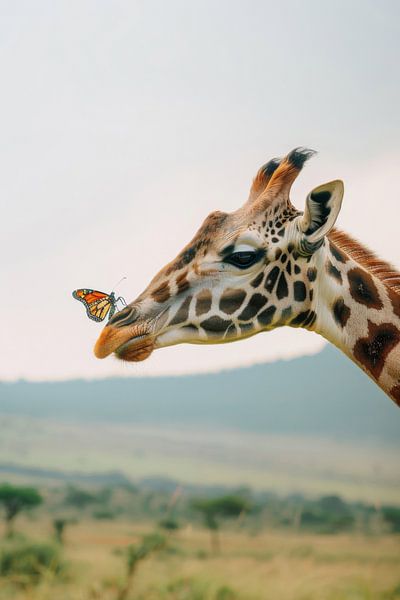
[[0, 518, 399, 600]]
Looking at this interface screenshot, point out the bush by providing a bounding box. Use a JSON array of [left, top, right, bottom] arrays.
[[159, 517, 181, 531], [0, 541, 64, 584], [93, 509, 116, 520], [382, 506, 400, 533]]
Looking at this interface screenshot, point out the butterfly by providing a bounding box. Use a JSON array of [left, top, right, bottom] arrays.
[[72, 283, 127, 323]]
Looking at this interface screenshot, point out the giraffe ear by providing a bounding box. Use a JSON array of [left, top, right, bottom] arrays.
[[299, 180, 344, 243]]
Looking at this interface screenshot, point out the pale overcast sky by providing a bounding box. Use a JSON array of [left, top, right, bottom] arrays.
[[1, 0, 399, 380]]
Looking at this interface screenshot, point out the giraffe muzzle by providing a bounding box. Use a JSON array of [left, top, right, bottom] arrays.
[[93, 322, 155, 361]]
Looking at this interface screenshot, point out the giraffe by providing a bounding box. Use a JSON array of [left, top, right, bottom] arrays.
[[94, 148, 400, 406]]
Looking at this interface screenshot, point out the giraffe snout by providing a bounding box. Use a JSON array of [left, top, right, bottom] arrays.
[[108, 305, 138, 328]]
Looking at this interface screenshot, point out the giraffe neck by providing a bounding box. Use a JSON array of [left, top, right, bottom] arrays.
[[309, 232, 400, 405]]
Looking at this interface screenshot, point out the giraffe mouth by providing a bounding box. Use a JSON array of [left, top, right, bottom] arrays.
[[115, 334, 155, 362], [94, 325, 156, 362]]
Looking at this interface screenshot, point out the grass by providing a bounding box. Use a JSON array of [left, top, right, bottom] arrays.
[[1, 415, 400, 504], [0, 518, 399, 599]]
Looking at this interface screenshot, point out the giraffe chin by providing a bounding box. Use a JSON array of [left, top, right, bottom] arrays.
[[115, 337, 155, 362]]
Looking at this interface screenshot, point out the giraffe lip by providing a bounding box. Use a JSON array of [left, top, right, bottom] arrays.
[[115, 333, 155, 362], [94, 324, 154, 360]]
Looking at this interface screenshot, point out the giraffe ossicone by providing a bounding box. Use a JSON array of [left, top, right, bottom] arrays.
[[94, 148, 400, 406]]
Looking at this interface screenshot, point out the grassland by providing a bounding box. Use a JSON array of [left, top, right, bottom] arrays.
[[1, 414, 399, 504], [0, 517, 399, 600]]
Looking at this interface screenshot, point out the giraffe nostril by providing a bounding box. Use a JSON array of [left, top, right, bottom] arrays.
[[109, 306, 137, 327]]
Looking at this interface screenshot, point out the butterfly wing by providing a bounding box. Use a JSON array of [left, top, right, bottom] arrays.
[[72, 289, 113, 322]]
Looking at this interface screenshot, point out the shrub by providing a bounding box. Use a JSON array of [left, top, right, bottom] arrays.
[[0, 541, 64, 584], [159, 517, 181, 531], [382, 506, 400, 533]]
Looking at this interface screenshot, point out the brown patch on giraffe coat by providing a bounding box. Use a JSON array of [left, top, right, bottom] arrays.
[[152, 281, 171, 303], [276, 272, 289, 299], [290, 310, 317, 329], [219, 288, 246, 315], [326, 260, 342, 283], [250, 272, 264, 288], [329, 240, 348, 264], [238, 293, 268, 321], [258, 305, 277, 326], [169, 296, 192, 325], [195, 289, 212, 316], [348, 268, 383, 310], [176, 271, 190, 294], [265, 266, 280, 293], [390, 385, 400, 406], [165, 211, 228, 274], [332, 297, 351, 328], [388, 288, 400, 319], [307, 267, 317, 282], [353, 320, 400, 380], [201, 315, 232, 333]]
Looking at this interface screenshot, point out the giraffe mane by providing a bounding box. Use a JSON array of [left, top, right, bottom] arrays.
[[329, 228, 400, 294]]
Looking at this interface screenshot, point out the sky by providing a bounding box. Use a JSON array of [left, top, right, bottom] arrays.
[[0, 0, 399, 381]]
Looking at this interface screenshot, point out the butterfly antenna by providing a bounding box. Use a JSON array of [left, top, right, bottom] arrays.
[[111, 276, 127, 293]]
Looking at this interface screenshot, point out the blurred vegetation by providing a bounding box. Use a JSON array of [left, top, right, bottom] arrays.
[[0, 478, 398, 599], [117, 532, 166, 600], [191, 496, 251, 553], [0, 540, 63, 585], [0, 484, 42, 537]]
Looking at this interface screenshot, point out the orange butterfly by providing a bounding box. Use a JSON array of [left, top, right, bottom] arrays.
[[72, 288, 127, 322]]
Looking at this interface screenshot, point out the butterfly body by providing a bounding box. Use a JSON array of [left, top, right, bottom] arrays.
[[72, 288, 127, 322]]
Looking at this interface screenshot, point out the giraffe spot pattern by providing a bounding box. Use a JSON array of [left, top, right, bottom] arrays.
[[332, 297, 351, 328], [326, 260, 342, 283], [277, 272, 289, 299], [353, 321, 400, 380], [169, 295, 192, 325], [348, 268, 383, 309], [307, 267, 317, 282], [238, 293, 268, 321], [225, 323, 237, 338], [195, 289, 212, 316], [290, 310, 317, 329], [240, 322, 254, 335], [201, 315, 232, 333], [250, 272, 264, 288], [152, 281, 171, 303], [219, 288, 246, 315], [329, 241, 348, 263], [280, 307, 292, 323], [258, 305, 277, 326], [265, 266, 280, 292], [176, 271, 190, 294], [293, 281, 307, 302]]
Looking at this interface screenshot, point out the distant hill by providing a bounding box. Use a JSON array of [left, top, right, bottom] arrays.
[[1, 345, 399, 443]]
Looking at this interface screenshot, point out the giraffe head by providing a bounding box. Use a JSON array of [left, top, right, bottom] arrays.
[[94, 148, 344, 362]]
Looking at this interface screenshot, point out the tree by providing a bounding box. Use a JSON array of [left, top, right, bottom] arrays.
[[0, 484, 42, 537], [159, 517, 180, 532], [63, 486, 96, 510], [52, 517, 76, 545], [117, 532, 166, 600], [191, 495, 251, 553]]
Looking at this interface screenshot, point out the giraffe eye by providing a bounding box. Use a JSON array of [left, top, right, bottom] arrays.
[[224, 250, 262, 269]]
